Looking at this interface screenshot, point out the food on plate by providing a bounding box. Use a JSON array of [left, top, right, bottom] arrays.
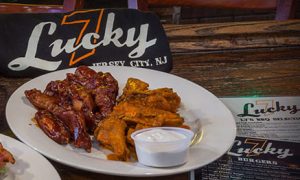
[[94, 116, 130, 161], [118, 78, 181, 113], [0, 143, 15, 175], [94, 78, 189, 161], [35, 110, 70, 145], [25, 66, 118, 152], [25, 88, 92, 152], [66, 65, 118, 119], [112, 101, 183, 127], [24, 66, 190, 161]]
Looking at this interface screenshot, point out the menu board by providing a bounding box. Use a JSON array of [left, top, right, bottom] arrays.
[[194, 97, 300, 179]]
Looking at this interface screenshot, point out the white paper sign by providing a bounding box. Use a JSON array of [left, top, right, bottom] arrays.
[[220, 97, 300, 143]]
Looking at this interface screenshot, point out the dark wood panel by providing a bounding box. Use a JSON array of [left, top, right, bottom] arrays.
[[164, 21, 300, 37], [164, 20, 300, 53], [171, 47, 300, 97]]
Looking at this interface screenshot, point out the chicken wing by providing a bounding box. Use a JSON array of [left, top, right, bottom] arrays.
[[112, 102, 184, 127], [44, 80, 97, 132], [67, 66, 119, 117], [94, 117, 130, 161], [35, 110, 70, 144], [118, 78, 149, 102], [25, 89, 92, 152], [118, 78, 181, 112]]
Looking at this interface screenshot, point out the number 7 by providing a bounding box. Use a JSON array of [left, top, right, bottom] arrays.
[[61, 9, 104, 66]]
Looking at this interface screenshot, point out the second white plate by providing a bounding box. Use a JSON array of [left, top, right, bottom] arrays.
[[0, 134, 60, 180]]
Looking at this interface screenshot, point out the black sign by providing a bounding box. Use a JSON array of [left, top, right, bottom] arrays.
[[0, 9, 172, 77]]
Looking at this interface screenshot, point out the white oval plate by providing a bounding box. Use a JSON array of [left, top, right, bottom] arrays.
[[6, 66, 236, 177], [0, 134, 60, 180]]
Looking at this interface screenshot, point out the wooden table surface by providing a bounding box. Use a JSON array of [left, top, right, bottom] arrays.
[[1, 19, 299, 180]]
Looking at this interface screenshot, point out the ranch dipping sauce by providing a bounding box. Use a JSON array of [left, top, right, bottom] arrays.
[[131, 127, 194, 167], [134, 128, 187, 143]]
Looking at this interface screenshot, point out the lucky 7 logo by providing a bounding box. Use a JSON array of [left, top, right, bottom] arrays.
[[227, 138, 293, 159], [237, 99, 299, 117], [61, 9, 104, 66], [8, 9, 156, 72]]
